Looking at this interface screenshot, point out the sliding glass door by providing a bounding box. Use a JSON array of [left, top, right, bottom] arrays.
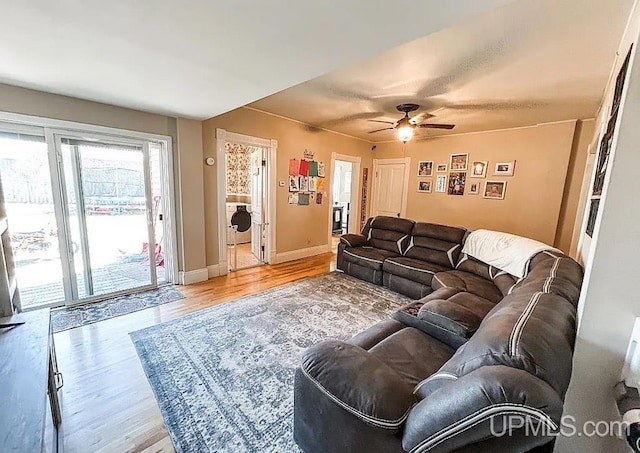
[[55, 134, 157, 303]]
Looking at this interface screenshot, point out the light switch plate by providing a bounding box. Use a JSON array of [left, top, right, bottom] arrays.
[[279, 180, 286, 187]]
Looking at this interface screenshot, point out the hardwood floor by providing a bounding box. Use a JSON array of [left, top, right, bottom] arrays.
[[54, 252, 336, 453]]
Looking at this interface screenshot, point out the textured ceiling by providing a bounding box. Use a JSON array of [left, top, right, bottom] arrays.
[[249, 0, 634, 141], [0, 0, 511, 119]]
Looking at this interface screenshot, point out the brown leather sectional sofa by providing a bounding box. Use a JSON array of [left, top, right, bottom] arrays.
[[294, 216, 584, 453]]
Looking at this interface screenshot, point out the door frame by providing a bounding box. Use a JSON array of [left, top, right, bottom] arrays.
[[215, 129, 277, 273], [327, 153, 361, 247], [0, 111, 179, 309], [370, 157, 411, 218]]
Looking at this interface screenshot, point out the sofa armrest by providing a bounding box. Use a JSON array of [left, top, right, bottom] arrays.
[[340, 234, 367, 248], [403, 366, 563, 453], [300, 340, 416, 430]]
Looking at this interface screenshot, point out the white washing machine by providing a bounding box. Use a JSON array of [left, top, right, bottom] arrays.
[[226, 202, 252, 245]]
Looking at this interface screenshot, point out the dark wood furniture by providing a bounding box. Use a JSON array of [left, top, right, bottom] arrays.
[[0, 309, 62, 452]]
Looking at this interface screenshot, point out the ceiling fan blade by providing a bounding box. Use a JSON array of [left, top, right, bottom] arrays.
[[368, 119, 395, 125], [368, 127, 395, 133], [409, 112, 434, 124], [417, 123, 456, 130]]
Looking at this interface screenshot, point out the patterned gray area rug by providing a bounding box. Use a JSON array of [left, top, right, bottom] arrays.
[[130, 272, 410, 453], [51, 286, 184, 333]]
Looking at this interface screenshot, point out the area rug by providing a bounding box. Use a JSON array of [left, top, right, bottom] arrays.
[[51, 285, 184, 333], [130, 272, 410, 453]]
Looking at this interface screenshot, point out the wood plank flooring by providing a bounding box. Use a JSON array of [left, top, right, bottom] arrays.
[[54, 252, 336, 453]]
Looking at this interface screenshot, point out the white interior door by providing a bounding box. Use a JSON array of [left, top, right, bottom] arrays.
[[250, 147, 264, 262], [371, 158, 410, 218]]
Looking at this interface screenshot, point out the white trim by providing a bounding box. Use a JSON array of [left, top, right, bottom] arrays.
[[275, 245, 328, 264], [216, 129, 277, 272], [178, 268, 209, 285], [327, 152, 362, 248], [0, 110, 172, 142], [206, 264, 222, 279], [370, 157, 410, 218]]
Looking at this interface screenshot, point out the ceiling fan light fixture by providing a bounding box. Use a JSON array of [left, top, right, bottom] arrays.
[[397, 125, 414, 143]]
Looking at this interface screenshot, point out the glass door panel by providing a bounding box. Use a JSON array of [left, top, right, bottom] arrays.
[[0, 130, 66, 308], [58, 136, 156, 301]]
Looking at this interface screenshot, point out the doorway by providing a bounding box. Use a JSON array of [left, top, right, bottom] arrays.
[[0, 119, 176, 310], [225, 141, 267, 271], [370, 158, 410, 218], [216, 129, 277, 276], [328, 153, 361, 253]]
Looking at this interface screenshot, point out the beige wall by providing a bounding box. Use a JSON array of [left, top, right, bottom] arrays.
[[373, 121, 582, 248], [202, 108, 373, 266]]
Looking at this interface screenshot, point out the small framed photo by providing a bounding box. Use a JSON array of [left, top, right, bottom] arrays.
[[436, 175, 447, 193], [450, 153, 468, 171], [288, 175, 300, 192], [468, 182, 480, 195], [484, 181, 507, 200], [436, 163, 447, 172], [418, 180, 432, 193], [494, 161, 515, 176], [470, 161, 488, 178], [448, 172, 466, 196], [418, 161, 433, 177]]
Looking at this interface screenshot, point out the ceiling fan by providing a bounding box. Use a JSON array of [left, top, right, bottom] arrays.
[[369, 104, 455, 143]]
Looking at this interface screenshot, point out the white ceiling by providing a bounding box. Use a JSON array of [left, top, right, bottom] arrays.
[[0, 0, 513, 119], [249, 0, 635, 141]]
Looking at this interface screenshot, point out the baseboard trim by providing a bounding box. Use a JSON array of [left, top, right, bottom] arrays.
[[275, 245, 329, 264], [178, 268, 209, 285]]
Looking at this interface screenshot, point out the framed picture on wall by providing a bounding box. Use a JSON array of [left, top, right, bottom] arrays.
[[484, 181, 507, 199], [448, 172, 466, 195], [417, 161, 434, 177], [288, 175, 300, 192], [418, 180, 432, 193], [436, 175, 447, 192], [450, 153, 468, 171], [468, 182, 480, 195], [494, 161, 515, 176], [470, 161, 488, 178], [436, 163, 447, 172]]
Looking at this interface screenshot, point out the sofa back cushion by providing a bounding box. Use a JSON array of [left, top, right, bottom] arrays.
[[365, 216, 415, 254], [456, 253, 517, 296], [404, 223, 466, 268]]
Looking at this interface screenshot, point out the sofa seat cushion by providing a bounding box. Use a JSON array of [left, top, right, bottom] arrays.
[[418, 290, 497, 340], [367, 327, 455, 387], [432, 270, 503, 303], [383, 257, 449, 286], [342, 247, 398, 271]]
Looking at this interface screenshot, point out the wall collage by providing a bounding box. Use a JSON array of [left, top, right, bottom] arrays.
[[288, 150, 326, 206], [417, 153, 515, 200]]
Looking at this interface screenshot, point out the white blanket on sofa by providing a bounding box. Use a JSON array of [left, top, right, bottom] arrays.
[[461, 229, 560, 278]]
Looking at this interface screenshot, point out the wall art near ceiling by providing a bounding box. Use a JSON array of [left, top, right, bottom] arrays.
[[308, 177, 317, 192], [360, 168, 369, 230], [436, 175, 447, 193], [288, 176, 300, 192], [418, 180, 432, 193], [468, 182, 480, 195], [450, 153, 468, 171], [317, 162, 326, 178], [417, 161, 433, 177], [436, 163, 447, 172], [484, 181, 507, 200], [470, 161, 488, 178], [298, 193, 310, 205], [289, 158, 299, 176], [448, 172, 466, 195], [288, 193, 299, 204], [494, 161, 515, 176]]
